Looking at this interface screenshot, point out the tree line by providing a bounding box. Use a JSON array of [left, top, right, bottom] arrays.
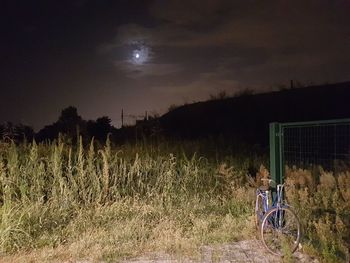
[[0, 106, 116, 144]]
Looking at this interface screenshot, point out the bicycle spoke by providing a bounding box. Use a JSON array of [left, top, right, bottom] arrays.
[[261, 207, 300, 256]]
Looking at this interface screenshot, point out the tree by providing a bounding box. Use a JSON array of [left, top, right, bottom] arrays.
[[57, 106, 85, 140], [36, 106, 86, 142], [0, 122, 34, 142], [0, 123, 5, 139], [87, 116, 113, 143], [14, 124, 34, 142]]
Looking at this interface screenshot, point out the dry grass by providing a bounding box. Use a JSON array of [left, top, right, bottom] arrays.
[[285, 166, 350, 263], [0, 138, 257, 262], [0, 138, 348, 262]]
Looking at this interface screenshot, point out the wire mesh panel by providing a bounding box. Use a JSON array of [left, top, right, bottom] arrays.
[[270, 119, 350, 183], [283, 122, 350, 172]]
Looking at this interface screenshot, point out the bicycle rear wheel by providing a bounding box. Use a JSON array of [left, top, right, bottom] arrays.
[[261, 207, 301, 256]]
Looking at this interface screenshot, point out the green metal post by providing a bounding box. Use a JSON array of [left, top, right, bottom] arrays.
[[269, 123, 283, 184], [270, 118, 350, 185]]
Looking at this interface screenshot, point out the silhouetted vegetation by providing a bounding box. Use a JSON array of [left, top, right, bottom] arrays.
[[87, 116, 114, 143], [160, 81, 350, 145], [0, 122, 34, 142], [35, 106, 84, 142], [1, 81, 350, 147], [35, 106, 117, 144]]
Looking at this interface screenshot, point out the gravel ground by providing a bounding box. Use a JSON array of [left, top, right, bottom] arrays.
[[121, 240, 319, 263]]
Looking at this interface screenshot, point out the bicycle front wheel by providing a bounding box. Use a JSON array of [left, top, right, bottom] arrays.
[[261, 207, 301, 256]]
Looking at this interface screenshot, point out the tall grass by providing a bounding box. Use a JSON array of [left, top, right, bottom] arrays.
[[285, 166, 350, 263], [1, 138, 348, 262], [0, 138, 259, 262]]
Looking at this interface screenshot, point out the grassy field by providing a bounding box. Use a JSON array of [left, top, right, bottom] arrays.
[[285, 167, 350, 262], [0, 138, 348, 262]]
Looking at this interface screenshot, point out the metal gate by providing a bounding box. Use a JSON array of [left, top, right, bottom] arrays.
[[270, 118, 350, 184]]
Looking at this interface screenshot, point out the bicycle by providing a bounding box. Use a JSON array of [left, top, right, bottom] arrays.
[[255, 178, 301, 256]]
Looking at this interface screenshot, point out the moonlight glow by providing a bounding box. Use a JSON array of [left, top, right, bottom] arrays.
[[131, 44, 150, 65]]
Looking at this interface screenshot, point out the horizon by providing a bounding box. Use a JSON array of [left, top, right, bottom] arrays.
[[1, 79, 349, 133], [1, 0, 350, 130]]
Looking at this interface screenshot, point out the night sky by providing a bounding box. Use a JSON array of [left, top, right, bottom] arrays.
[[1, 0, 350, 130]]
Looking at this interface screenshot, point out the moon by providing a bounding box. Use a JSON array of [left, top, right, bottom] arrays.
[[131, 44, 150, 65]]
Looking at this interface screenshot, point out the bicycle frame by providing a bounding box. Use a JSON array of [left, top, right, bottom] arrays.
[[275, 184, 284, 208], [256, 182, 287, 224], [256, 189, 270, 213]]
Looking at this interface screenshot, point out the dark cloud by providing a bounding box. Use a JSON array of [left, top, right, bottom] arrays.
[[150, 0, 232, 28], [105, 0, 349, 89], [1, 0, 349, 129]]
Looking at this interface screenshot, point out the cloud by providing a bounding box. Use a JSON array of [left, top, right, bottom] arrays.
[[97, 24, 154, 53], [149, 0, 231, 27], [148, 0, 350, 50], [114, 61, 182, 78], [150, 69, 244, 101], [98, 0, 350, 94], [102, 0, 350, 52]]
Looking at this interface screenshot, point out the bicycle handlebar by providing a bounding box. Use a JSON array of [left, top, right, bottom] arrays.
[[260, 178, 284, 187]]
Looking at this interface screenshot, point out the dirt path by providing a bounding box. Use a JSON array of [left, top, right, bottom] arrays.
[[123, 240, 319, 263], [2, 239, 319, 263]]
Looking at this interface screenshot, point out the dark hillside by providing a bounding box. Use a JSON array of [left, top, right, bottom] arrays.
[[159, 82, 350, 145]]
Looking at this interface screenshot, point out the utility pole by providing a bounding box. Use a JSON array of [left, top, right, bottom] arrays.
[[121, 109, 124, 128]]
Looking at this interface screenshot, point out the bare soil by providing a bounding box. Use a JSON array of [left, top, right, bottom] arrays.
[[122, 240, 319, 263]]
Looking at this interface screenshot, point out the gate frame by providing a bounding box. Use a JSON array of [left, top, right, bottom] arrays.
[[269, 118, 350, 184]]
